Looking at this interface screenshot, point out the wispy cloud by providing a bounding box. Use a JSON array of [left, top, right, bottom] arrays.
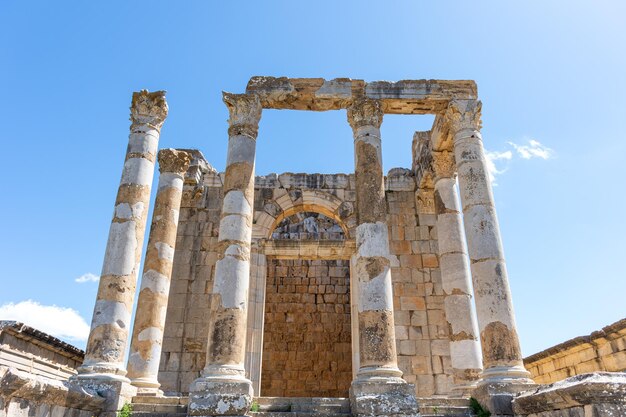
[[509, 139, 553, 160], [485, 139, 554, 184], [484, 150, 513, 184], [75, 272, 99, 283], [0, 300, 90, 343]]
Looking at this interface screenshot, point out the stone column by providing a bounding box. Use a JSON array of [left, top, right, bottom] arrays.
[[189, 93, 262, 417], [72, 90, 167, 411], [447, 100, 532, 412], [127, 149, 191, 395], [347, 98, 418, 417], [431, 149, 482, 395]]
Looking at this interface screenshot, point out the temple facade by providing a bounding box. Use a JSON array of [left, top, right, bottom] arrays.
[[2, 78, 624, 417]]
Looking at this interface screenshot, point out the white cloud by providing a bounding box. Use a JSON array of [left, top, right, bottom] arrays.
[[484, 150, 512, 185], [0, 300, 90, 343], [484, 139, 554, 184], [75, 272, 99, 283], [509, 139, 553, 160]]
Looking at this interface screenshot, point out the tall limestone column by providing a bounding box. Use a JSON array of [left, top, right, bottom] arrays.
[[189, 93, 262, 417], [72, 90, 167, 411], [431, 149, 482, 395], [127, 149, 191, 395], [347, 98, 418, 417], [447, 100, 533, 412]]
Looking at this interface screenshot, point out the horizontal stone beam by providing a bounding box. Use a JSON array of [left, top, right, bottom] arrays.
[[245, 77, 477, 114], [261, 239, 356, 260]]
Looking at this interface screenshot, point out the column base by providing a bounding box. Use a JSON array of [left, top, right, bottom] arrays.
[[450, 380, 479, 398], [68, 374, 137, 415], [131, 377, 164, 396], [350, 376, 420, 417], [188, 374, 253, 417], [473, 366, 536, 416]]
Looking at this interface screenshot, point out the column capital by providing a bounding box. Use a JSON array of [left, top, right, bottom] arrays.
[[130, 90, 168, 131], [223, 92, 262, 138], [347, 98, 383, 130], [446, 99, 482, 135], [431, 150, 456, 180], [158, 148, 192, 174]]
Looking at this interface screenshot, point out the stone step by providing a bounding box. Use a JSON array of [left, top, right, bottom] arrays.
[[130, 413, 187, 417], [131, 395, 189, 416], [131, 396, 189, 405], [249, 413, 350, 417], [127, 395, 475, 417], [253, 397, 350, 414], [417, 397, 474, 417]]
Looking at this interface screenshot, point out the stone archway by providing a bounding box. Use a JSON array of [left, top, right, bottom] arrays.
[[245, 193, 357, 397], [261, 212, 352, 397]]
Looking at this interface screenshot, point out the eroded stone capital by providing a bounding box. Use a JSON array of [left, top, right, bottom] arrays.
[[223, 92, 262, 138], [432, 150, 456, 180], [347, 98, 383, 130], [446, 99, 482, 135], [130, 90, 168, 130], [158, 148, 192, 174]]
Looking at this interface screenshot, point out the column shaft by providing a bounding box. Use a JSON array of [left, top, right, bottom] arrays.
[[77, 90, 167, 380], [448, 100, 531, 383], [128, 149, 191, 394], [189, 93, 261, 417], [347, 98, 418, 417], [432, 150, 482, 393], [348, 98, 401, 380]]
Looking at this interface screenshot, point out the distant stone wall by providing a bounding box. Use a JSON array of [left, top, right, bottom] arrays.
[[0, 321, 83, 381], [524, 319, 626, 384], [261, 259, 352, 397]]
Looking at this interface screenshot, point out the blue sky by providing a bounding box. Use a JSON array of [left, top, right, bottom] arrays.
[[1, 1, 625, 356]]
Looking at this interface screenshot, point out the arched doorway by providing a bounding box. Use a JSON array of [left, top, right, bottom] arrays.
[[261, 212, 353, 397]]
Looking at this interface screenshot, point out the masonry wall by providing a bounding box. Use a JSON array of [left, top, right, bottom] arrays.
[[261, 259, 352, 397], [386, 173, 453, 397], [524, 319, 626, 384], [0, 322, 84, 381], [158, 162, 223, 394], [159, 153, 455, 397]]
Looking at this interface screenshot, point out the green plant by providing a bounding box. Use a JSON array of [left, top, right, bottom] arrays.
[[118, 403, 133, 417], [432, 405, 440, 415], [469, 397, 491, 417], [250, 400, 260, 412]]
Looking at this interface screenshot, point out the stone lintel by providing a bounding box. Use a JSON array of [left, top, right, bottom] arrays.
[[512, 372, 626, 415], [246, 76, 477, 114], [262, 239, 356, 260]]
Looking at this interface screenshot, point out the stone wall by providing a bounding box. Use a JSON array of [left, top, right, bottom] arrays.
[[158, 152, 221, 394], [524, 318, 626, 384], [385, 171, 453, 397], [0, 321, 84, 381], [0, 366, 104, 417], [261, 259, 352, 397], [159, 152, 455, 397]]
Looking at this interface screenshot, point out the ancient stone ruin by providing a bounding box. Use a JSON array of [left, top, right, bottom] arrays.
[[1, 78, 625, 417]]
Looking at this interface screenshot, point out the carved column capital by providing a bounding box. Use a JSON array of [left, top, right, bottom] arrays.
[[223, 92, 262, 138], [130, 90, 168, 131], [446, 99, 482, 135], [347, 98, 384, 130], [431, 150, 456, 180], [158, 149, 192, 174]]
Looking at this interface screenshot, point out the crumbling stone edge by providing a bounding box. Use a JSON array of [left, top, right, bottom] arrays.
[[0, 365, 104, 417]]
